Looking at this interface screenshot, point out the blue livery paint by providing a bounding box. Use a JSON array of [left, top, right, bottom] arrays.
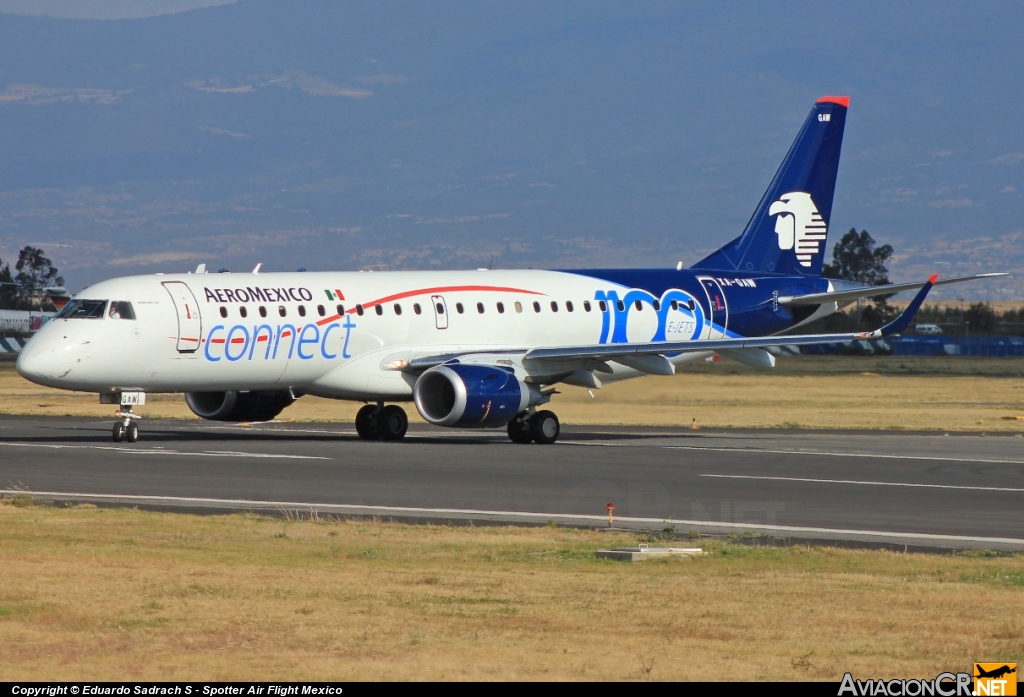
[[446, 364, 526, 428], [692, 98, 847, 277], [203, 320, 355, 363]]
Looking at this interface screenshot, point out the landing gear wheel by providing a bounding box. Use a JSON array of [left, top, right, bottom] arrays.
[[529, 410, 560, 445], [507, 415, 533, 444], [112, 422, 126, 442], [355, 404, 381, 440], [377, 405, 408, 441], [125, 422, 139, 443]]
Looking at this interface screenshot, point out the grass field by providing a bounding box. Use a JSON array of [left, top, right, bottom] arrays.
[[3, 355, 1023, 431], [0, 500, 1021, 681]]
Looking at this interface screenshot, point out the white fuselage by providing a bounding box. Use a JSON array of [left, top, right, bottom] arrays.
[[16, 269, 713, 400]]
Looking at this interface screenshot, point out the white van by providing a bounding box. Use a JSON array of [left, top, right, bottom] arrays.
[[915, 323, 942, 335]]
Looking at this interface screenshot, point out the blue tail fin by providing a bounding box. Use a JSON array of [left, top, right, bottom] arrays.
[[692, 96, 849, 277]]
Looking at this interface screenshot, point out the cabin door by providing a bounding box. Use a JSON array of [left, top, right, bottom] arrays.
[[431, 295, 448, 330], [697, 276, 729, 339], [162, 281, 203, 353]]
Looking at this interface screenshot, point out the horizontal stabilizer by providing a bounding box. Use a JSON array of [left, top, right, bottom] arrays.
[[779, 273, 1006, 307]]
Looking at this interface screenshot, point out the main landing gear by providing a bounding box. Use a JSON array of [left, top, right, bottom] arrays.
[[507, 410, 560, 445], [355, 403, 409, 441], [112, 406, 140, 443]]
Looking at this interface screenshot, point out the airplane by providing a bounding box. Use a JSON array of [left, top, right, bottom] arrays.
[[16, 96, 1002, 444], [975, 665, 1016, 680], [0, 310, 56, 334]]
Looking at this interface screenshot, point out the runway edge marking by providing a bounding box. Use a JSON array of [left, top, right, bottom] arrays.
[[561, 440, 1024, 465], [701, 474, 1024, 493], [2, 489, 1022, 549]]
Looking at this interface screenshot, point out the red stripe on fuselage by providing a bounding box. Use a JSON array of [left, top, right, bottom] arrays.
[[313, 284, 545, 326]]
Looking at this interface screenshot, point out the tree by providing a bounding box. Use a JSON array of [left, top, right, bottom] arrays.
[[0, 257, 16, 309], [14, 246, 64, 296], [822, 228, 893, 286], [964, 302, 997, 335], [822, 228, 895, 326]]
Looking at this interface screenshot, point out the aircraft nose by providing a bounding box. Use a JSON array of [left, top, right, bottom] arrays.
[[16, 343, 58, 384]]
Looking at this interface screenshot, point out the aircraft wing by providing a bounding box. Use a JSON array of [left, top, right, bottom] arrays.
[[778, 272, 1005, 307], [408, 274, 938, 374]]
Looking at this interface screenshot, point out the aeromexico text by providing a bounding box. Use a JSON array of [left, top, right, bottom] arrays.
[[204, 286, 315, 304]]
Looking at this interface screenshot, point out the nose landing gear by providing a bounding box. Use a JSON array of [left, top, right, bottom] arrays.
[[103, 391, 145, 443], [112, 407, 140, 443]]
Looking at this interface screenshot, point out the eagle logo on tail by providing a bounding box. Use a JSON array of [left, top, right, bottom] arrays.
[[768, 191, 828, 267]]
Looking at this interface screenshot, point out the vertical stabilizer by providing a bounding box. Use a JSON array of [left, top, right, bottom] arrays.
[[692, 96, 849, 276]]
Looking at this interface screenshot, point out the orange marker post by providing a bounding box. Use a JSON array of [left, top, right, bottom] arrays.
[[606, 502, 614, 528]]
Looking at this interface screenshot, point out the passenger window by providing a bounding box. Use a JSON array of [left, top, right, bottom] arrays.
[[456, 303, 464, 314], [317, 305, 325, 317], [515, 302, 523, 313], [278, 306, 287, 317], [240, 307, 248, 319], [336, 304, 345, 315], [688, 299, 696, 310], [219, 307, 228, 318], [533, 301, 541, 313], [108, 301, 135, 320], [259, 306, 267, 318], [617, 300, 625, 312], [653, 300, 661, 311], [599, 300, 607, 312], [634, 300, 642, 311], [298, 305, 307, 317], [566, 301, 574, 312], [394, 303, 402, 315], [356, 304, 364, 316], [435, 303, 445, 315], [584, 300, 591, 312], [413, 303, 422, 315], [477, 302, 484, 314], [496, 302, 505, 314], [670, 300, 678, 311], [375, 305, 383, 316], [550, 301, 559, 312]]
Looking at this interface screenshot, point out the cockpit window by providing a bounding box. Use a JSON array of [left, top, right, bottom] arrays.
[[57, 299, 107, 319], [108, 301, 136, 320]]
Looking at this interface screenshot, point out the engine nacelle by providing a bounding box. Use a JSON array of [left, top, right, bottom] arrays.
[[413, 364, 538, 428], [184, 390, 296, 422]]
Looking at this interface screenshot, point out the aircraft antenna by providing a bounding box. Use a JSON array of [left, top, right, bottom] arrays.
[[252, 263, 263, 275]]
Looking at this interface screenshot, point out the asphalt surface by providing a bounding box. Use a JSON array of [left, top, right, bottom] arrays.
[[1, 415, 1022, 550]]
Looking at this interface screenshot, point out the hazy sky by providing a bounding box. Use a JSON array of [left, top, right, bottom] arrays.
[[0, 0, 233, 20], [0, 1, 1021, 299]]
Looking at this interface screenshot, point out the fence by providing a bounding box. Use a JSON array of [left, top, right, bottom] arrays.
[[892, 335, 1024, 357], [0, 337, 27, 354]]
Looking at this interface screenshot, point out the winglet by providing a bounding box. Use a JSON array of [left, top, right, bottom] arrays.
[[863, 275, 937, 338]]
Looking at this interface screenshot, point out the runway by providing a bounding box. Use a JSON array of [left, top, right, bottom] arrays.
[[1, 415, 1022, 551]]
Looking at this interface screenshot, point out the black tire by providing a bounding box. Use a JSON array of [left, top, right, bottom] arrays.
[[125, 422, 139, 443], [530, 410, 560, 445], [355, 404, 381, 440], [377, 405, 408, 441], [507, 415, 533, 444], [112, 423, 125, 443]]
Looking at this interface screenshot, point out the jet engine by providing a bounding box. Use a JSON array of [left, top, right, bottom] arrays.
[[184, 390, 296, 422], [413, 363, 540, 428]]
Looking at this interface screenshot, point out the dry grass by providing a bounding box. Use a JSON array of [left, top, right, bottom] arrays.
[[0, 501, 1021, 681], [2, 356, 1023, 431]]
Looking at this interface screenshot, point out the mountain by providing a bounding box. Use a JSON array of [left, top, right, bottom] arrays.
[[0, 0, 1021, 299]]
